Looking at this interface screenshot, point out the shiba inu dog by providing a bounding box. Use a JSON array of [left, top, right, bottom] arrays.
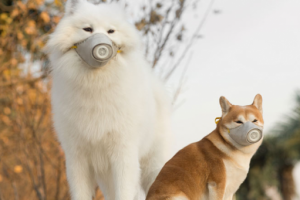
[[146, 94, 264, 200], [44, 1, 172, 199]]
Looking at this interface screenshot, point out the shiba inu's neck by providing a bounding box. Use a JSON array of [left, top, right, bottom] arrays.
[[206, 126, 261, 169]]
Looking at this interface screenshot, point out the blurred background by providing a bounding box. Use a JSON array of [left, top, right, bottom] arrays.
[[0, 0, 299, 199]]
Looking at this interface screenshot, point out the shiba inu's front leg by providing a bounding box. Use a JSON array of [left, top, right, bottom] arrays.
[[208, 182, 225, 200], [65, 154, 96, 200], [111, 144, 140, 200], [224, 195, 234, 200]]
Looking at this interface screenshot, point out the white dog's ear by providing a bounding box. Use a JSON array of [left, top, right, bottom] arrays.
[[252, 94, 263, 113], [219, 96, 232, 116], [65, 0, 85, 15]]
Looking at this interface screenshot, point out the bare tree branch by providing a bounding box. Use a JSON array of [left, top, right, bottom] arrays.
[[12, 182, 19, 200], [172, 51, 192, 105], [54, 156, 62, 200], [164, 0, 216, 81], [152, 1, 185, 68]]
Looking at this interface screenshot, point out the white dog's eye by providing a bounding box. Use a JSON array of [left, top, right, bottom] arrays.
[[83, 27, 93, 33], [108, 29, 115, 34]]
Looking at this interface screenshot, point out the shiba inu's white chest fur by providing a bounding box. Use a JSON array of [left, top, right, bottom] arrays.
[[215, 137, 255, 199], [223, 158, 249, 199]]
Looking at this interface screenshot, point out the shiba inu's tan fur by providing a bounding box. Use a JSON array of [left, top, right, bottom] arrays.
[[146, 94, 264, 200]]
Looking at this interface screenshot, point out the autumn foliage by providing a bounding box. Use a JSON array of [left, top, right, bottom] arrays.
[[0, 0, 71, 199]]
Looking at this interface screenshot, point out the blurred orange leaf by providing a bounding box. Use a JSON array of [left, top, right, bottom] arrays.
[[28, 89, 37, 101], [27, 2, 37, 9], [21, 39, 28, 47], [10, 58, 18, 66], [25, 27, 35, 35], [1, 115, 11, 125], [40, 12, 50, 23], [3, 69, 10, 80], [14, 165, 23, 173], [17, 32, 24, 40], [54, 0, 63, 7], [25, 20, 36, 35], [17, 98, 23, 105], [4, 107, 11, 115], [11, 9, 19, 18], [1, 30, 7, 37], [6, 17, 12, 24], [0, 13, 8, 20], [52, 16, 61, 24], [1, 137, 9, 145], [28, 20, 36, 27], [36, 0, 45, 6], [16, 85, 24, 93], [16, 1, 26, 11]]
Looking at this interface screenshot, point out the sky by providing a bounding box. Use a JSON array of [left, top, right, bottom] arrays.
[[171, 0, 300, 147], [168, 0, 300, 196]]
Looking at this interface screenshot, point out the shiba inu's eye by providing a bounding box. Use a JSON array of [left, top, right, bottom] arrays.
[[235, 121, 243, 124], [83, 27, 93, 33], [253, 119, 258, 122], [108, 29, 115, 34]]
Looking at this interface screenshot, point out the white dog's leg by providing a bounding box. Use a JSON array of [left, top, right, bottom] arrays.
[[140, 149, 168, 194], [110, 144, 140, 200], [65, 154, 96, 200]]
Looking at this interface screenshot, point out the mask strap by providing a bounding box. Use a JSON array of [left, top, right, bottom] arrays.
[[215, 117, 221, 124], [215, 117, 230, 133], [70, 45, 122, 53]]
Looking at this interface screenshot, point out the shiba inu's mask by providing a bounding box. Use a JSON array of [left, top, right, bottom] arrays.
[[228, 121, 263, 146], [72, 33, 119, 68]]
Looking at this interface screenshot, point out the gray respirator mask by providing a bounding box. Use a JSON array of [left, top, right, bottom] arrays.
[[228, 122, 263, 146], [72, 33, 118, 68]]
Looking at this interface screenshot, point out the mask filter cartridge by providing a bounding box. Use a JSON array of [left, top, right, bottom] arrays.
[[93, 44, 113, 60]]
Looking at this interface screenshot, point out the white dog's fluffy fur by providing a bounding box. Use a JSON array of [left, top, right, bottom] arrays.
[[45, 1, 172, 200]]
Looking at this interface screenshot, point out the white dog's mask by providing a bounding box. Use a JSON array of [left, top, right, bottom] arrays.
[[72, 33, 119, 68]]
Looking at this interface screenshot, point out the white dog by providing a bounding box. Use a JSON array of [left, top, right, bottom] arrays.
[[45, 1, 172, 200]]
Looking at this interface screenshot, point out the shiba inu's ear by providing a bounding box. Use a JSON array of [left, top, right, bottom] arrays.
[[65, 0, 85, 15], [219, 96, 232, 115], [252, 94, 263, 113]]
